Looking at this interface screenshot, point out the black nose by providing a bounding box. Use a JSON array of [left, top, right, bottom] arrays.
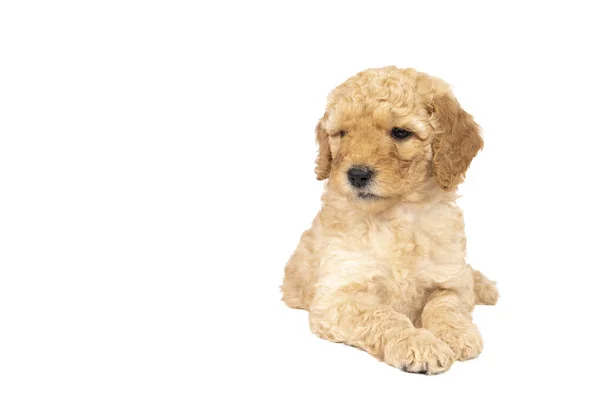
[[347, 166, 374, 188]]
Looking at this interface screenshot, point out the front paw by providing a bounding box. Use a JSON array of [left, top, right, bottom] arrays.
[[384, 328, 455, 374], [432, 323, 483, 361]]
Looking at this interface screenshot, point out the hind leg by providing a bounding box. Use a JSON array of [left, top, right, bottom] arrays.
[[281, 230, 317, 310], [471, 267, 499, 305]]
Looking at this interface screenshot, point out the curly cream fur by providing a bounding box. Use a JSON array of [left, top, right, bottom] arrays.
[[281, 67, 497, 374]]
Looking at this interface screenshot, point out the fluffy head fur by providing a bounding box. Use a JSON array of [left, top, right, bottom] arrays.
[[282, 67, 497, 375], [315, 67, 482, 208]]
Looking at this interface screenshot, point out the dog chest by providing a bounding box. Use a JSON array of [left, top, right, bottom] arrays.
[[318, 201, 466, 285]]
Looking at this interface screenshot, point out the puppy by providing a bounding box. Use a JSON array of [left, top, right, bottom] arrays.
[[281, 67, 498, 374]]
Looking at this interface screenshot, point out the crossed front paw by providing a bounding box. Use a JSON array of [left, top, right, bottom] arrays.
[[384, 328, 455, 374], [431, 323, 483, 361]]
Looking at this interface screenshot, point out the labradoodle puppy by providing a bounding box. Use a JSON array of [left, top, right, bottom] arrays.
[[281, 67, 498, 374]]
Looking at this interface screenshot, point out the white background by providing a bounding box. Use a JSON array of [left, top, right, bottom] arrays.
[[1, 1, 599, 399]]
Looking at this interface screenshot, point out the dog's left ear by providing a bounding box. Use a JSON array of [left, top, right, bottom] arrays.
[[424, 78, 483, 191], [314, 112, 331, 180]]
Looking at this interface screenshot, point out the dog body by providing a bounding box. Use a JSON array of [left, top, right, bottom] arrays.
[[281, 67, 497, 374]]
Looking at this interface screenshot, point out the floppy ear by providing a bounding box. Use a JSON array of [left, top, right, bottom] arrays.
[[429, 90, 483, 191], [314, 112, 331, 180]]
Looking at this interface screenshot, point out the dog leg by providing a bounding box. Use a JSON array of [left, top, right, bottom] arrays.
[[281, 230, 317, 310], [309, 285, 455, 374], [421, 289, 483, 361], [471, 267, 499, 305]]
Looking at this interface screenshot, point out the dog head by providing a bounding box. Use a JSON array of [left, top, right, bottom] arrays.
[[314, 67, 482, 208]]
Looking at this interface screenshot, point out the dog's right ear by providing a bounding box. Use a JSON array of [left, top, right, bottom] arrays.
[[314, 112, 331, 180]]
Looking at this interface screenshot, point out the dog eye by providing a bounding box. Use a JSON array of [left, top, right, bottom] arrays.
[[339, 130, 347, 138], [390, 127, 412, 140]]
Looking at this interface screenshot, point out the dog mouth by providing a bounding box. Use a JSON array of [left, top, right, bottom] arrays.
[[356, 192, 381, 200]]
